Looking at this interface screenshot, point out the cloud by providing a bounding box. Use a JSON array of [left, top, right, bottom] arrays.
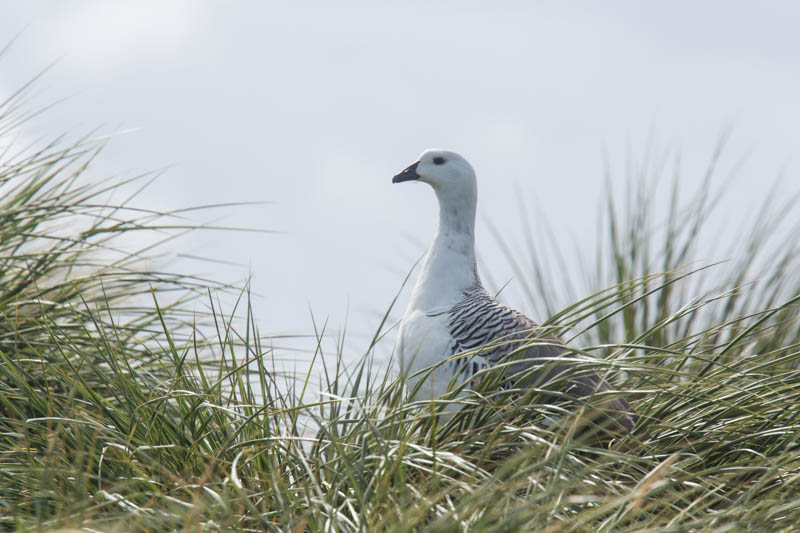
[[19, 1, 200, 75]]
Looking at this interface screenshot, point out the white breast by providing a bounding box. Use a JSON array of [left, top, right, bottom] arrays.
[[397, 309, 456, 401]]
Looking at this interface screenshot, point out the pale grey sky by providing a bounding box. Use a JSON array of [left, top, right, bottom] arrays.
[[2, 2, 799, 364]]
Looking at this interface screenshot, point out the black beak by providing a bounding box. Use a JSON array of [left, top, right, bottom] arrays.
[[392, 161, 420, 183]]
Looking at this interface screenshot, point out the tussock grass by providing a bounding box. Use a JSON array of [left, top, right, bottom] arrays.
[[2, 78, 800, 532]]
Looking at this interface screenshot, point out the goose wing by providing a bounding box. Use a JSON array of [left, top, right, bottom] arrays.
[[441, 285, 637, 432]]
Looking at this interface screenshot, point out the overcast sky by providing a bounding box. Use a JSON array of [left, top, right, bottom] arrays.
[[2, 2, 799, 366]]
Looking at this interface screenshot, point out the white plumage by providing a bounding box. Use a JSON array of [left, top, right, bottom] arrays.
[[392, 149, 636, 431]]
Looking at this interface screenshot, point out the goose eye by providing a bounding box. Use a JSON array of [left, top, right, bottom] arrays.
[[433, 157, 446, 165]]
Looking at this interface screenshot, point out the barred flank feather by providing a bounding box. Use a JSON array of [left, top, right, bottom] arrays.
[[439, 283, 637, 433]]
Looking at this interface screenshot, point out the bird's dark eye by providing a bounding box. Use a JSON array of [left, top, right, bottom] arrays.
[[433, 157, 446, 165]]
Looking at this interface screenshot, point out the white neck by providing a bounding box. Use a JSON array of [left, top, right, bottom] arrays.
[[408, 185, 480, 311]]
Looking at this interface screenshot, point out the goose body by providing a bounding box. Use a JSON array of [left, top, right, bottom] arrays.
[[393, 149, 636, 432]]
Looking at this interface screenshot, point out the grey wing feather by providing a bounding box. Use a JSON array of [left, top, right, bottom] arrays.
[[443, 284, 637, 433]]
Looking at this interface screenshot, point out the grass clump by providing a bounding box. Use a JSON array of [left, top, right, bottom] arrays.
[[1, 79, 800, 531]]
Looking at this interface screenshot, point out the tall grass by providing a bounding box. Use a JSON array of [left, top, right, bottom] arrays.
[[2, 77, 800, 531]]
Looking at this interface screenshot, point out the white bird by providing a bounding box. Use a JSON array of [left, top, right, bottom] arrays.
[[392, 149, 636, 433]]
